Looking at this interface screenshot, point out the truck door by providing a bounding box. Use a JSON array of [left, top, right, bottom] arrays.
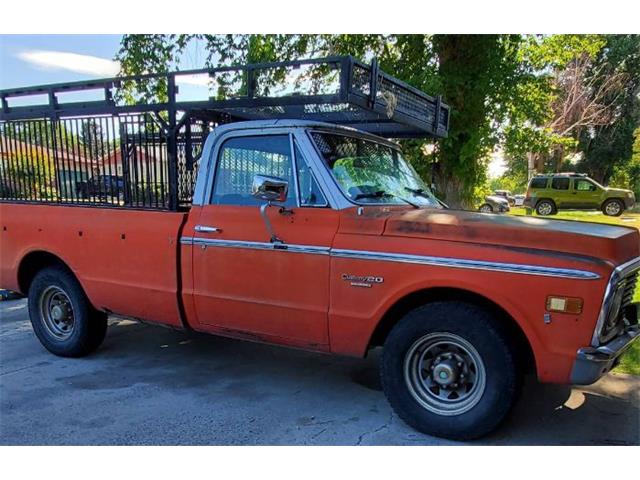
[[189, 132, 338, 347]]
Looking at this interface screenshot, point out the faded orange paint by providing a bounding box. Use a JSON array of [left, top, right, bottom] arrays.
[[1, 201, 637, 385]]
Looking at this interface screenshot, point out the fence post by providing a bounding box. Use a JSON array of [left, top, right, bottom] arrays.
[[167, 74, 178, 211]]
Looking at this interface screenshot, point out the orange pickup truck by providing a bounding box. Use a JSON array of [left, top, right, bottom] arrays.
[[1, 57, 639, 440]]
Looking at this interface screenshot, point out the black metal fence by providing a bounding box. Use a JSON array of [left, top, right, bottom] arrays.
[[0, 114, 208, 210]]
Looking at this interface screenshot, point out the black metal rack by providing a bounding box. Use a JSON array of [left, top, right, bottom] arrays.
[[0, 56, 450, 211]]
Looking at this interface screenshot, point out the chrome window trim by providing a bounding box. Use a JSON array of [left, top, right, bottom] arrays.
[[181, 237, 600, 280], [207, 132, 300, 207], [193, 125, 342, 209], [591, 256, 640, 347], [292, 138, 329, 208], [288, 133, 302, 208]]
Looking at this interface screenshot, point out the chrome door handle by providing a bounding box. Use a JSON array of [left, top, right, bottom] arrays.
[[195, 225, 222, 233]]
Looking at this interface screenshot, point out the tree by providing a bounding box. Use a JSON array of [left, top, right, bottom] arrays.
[[576, 35, 640, 184], [79, 119, 106, 161], [429, 35, 523, 205]]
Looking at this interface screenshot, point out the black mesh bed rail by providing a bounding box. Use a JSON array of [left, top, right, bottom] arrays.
[[0, 56, 449, 211]]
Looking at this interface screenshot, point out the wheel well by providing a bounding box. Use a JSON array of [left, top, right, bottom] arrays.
[[17, 251, 73, 295], [602, 197, 624, 206], [368, 287, 536, 375]]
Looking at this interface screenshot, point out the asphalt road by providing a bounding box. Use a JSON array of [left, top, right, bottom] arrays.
[[1, 298, 638, 445]]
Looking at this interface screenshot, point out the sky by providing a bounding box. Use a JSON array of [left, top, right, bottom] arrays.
[[0, 35, 123, 89], [0, 34, 507, 177]]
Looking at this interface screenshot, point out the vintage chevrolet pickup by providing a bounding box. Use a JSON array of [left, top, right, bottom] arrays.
[[1, 57, 639, 440]]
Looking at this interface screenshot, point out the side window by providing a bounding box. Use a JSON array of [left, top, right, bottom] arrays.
[[551, 177, 570, 190], [295, 143, 327, 207], [530, 177, 547, 189], [212, 135, 295, 207], [575, 179, 597, 192]]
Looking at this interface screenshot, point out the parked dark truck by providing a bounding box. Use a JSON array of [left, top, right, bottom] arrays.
[[1, 57, 639, 440]]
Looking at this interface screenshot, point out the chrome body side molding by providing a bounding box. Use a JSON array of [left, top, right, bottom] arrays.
[[330, 249, 601, 280], [180, 237, 601, 280], [181, 237, 330, 255]]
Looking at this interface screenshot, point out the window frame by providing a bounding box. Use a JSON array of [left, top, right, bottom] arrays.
[[293, 139, 329, 208], [307, 128, 442, 209], [574, 178, 597, 192], [529, 177, 549, 189], [209, 133, 300, 207]]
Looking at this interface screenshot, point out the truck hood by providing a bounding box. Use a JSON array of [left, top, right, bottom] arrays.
[[383, 209, 639, 266]]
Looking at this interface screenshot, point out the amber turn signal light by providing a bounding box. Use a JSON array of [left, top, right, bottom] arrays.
[[546, 296, 583, 314]]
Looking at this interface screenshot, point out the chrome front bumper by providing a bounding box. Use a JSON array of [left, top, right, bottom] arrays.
[[570, 325, 640, 385]]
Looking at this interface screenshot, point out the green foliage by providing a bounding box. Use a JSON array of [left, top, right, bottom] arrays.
[[0, 144, 57, 200], [489, 176, 525, 195]]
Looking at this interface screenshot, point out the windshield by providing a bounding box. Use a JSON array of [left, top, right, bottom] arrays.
[[310, 131, 442, 208]]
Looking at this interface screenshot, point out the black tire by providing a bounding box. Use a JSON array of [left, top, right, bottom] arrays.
[[535, 199, 556, 216], [478, 204, 493, 213], [380, 301, 521, 440], [602, 198, 624, 217], [28, 265, 107, 357]]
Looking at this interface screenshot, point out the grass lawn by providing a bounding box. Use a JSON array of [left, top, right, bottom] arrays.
[[508, 207, 640, 376]]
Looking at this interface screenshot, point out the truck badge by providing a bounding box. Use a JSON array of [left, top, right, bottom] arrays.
[[341, 273, 384, 288]]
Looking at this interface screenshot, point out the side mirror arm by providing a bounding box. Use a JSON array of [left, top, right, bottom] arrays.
[[260, 202, 284, 244]]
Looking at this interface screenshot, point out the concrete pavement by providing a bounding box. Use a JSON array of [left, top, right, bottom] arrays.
[[1, 298, 638, 445]]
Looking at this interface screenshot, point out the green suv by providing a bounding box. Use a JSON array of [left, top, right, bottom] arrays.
[[524, 173, 635, 216]]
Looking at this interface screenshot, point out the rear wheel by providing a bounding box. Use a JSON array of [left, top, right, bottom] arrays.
[[602, 199, 623, 217], [380, 301, 521, 440], [28, 266, 107, 357], [535, 199, 556, 216], [478, 204, 493, 213]]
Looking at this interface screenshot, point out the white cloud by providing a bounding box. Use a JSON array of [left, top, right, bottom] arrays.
[[16, 49, 212, 87], [173, 73, 211, 87], [17, 50, 120, 77]]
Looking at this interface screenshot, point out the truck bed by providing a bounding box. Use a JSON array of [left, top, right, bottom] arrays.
[[0, 203, 187, 327]]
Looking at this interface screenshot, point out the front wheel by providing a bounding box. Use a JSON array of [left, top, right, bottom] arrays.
[[380, 301, 520, 440], [535, 200, 556, 216], [602, 199, 624, 217], [28, 266, 107, 357], [478, 204, 493, 213]]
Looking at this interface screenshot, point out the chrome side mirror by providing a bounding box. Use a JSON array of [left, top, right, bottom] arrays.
[[252, 175, 289, 204], [252, 174, 289, 244]]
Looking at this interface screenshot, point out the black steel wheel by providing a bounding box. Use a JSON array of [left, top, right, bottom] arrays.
[[28, 265, 107, 357]]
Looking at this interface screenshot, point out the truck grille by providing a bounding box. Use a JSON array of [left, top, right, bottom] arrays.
[[600, 271, 638, 343]]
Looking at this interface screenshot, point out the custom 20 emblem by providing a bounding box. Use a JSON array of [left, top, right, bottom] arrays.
[[341, 273, 384, 288]]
